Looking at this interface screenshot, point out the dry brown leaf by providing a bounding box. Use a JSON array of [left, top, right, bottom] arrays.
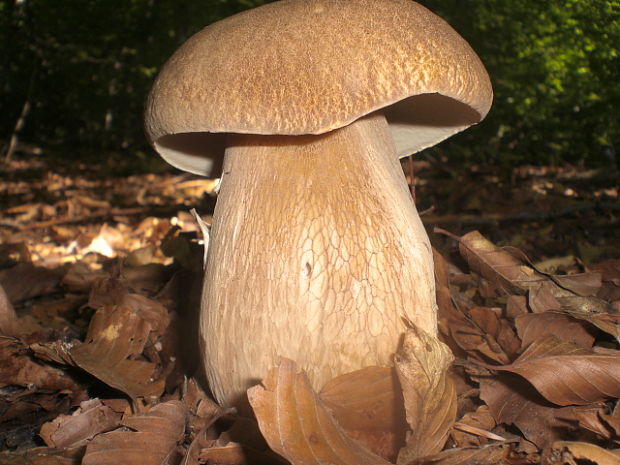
[[61, 262, 107, 292], [181, 377, 229, 438], [433, 250, 510, 364], [469, 307, 520, 360], [451, 405, 497, 448], [0, 283, 18, 336], [69, 294, 172, 399], [195, 440, 284, 465], [458, 232, 608, 314], [0, 337, 84, 396], [320, 366, 400, 432], [396, 326, 456, 464], [319, 366, 404, 459], [567, 312, 620, 342], [0, 446, 84, 465], [506, 295, 528, 318], [0, 263, 62, 303], [503, 246, 603, 297], [458, 231, 548, 296], [548, 441, 620, 465], [515, 312, 596, 349], [407, 443, 510, 465], [197, 441, 249, 465], [248, 357, 390, 465], [479, 375, 572, 448], [39, 398, 124, 448], [590, 259, 620, 286], [490, 335, 620, 405], [82, 400, 186, 465], [555, 405, 617, 441], [528, 281, 563, 313]]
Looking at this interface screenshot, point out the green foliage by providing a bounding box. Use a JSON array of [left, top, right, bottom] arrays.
[[0, 0, 269, 153], [1, 0, 618, 167], [420, 0, 620, 167]]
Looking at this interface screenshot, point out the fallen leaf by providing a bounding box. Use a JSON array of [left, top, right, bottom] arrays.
[[458, 231, 547, 296], [69, 294, 172, 399], [555, 405, 617, 441], [396, 326, 456, 464], [0, 263, 62, 303], [458, 232, 606, 312], [489, 336, 620, 405], [319, 366, 404, 459], [195, 440, 284, 465], [248, 357, 390, 465], [548, 441, 620, 465], [469, 307, 520, 360], [567, 312, 620, 343], [590, 259, 620, 286], [39, 398, 124, 448], [0, 283, 18, 336], [0, 337, 84, 397], [480, 374, 572, 449], [433, 251, 510, 364], [82, 400, 186, 465], [409, 443, 510, 465], [0, 446, 84, 465], [451, 405, 497, 448], [515, 312, 596, 349]]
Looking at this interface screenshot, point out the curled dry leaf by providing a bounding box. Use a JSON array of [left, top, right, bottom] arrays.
[[0, 337, 84, 397], [195, 440, 285, 465], [490, 335, 620, 406], [69, 294, 172, 399], [549, 441, 620, 465], [433, 249, 510, 364], [82, 400, 186, 465], [515, 312, 596, 349], [567, 312, 620, 343], [0, 283, 18, 336], [0, 446, 84, 465], [479, 375, 572, 449], [247, 357, 390, 465], [0, 263, 62, 303], [395, 326, 457, 464], [410, 443, 510, 465], [451, 405, 497, 448], [319, 366, 404, 459], [556, 406, 617, 441], [39, 398, 125, 449], [457, 232, 609, 316], [457, 230, 548, 296]]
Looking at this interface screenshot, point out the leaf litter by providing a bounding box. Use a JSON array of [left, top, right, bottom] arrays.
[[0, 156, 619, 464]]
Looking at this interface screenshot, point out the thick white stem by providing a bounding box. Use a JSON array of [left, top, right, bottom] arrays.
[[201, 112, 437, 408]]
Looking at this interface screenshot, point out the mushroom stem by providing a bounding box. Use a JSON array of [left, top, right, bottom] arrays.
[[201, 112, 437, 408]]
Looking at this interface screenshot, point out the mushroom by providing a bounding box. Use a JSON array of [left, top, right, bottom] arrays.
[[145, 0, 492, 409]]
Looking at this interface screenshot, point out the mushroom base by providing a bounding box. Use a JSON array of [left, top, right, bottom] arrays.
[[200, 112, 438, 409]]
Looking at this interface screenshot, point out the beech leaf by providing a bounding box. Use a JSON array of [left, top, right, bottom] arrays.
[[247, 357, 391, 465], [396, 326, 457, 464], [82, 400, 186, 465], [490, 335, 620, 405], [319, 366, 404, 459], [479, 375, 572, 449], [550, 441, 620, 465]]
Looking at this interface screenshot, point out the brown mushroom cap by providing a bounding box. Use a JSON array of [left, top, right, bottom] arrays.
[[145, 0, 493, 176]]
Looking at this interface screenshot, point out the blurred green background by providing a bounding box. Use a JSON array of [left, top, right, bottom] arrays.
[[1, 0, 618, 169]]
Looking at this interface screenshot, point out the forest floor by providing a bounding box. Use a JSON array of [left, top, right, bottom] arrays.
[[0, 150, 619, 465]]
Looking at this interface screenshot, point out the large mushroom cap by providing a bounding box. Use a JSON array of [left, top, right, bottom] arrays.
[[145, 0, 493, 176]]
